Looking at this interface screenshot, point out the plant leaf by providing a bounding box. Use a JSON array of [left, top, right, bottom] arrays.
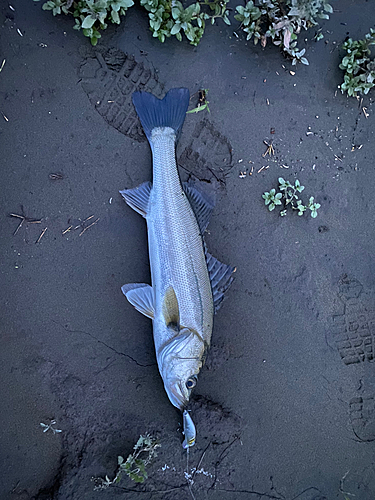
[[82, 15, 96, 29]]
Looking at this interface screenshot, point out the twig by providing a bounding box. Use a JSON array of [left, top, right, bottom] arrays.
[[191, 442, 210, 482], [217, 487, 283, 498], [79, 218, 100, 236], [74, 214, 95, 230], [36, 227, 47, 244], [112, 484, 186, 494], [339, 470, 355, 498], [62, 225, 72, 235], [209, 436, 240, 491], [262, 140, 275, 157], [10, 210, 42, 236], [188, 482, 196, 500], [13, 218, 24, 236]]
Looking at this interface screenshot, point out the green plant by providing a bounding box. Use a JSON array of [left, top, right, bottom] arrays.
[[34, 0, 134, 45], [34, 0, 333, 58], [35, 0, 229, 46], [339, 28, 375, 97], [262, 188, 282, 211], [93, 434, 160, 489], [140, 0, 230, 46], [234, 0, 333, 65], [186, 89, 210, 113], [262, 178, 321, 217]]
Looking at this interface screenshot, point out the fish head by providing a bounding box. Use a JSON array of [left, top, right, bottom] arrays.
[[158, 327, 206, 411]]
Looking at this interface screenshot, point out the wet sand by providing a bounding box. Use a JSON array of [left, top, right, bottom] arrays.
[[1, 1, 375, 498]]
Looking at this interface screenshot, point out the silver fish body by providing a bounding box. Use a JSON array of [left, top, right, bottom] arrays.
[[147, 127, 213, 409]]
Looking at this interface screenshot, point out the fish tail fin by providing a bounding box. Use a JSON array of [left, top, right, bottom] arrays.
[[132, 88, 190, 143]]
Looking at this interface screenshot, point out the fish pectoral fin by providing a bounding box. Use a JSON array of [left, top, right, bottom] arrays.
[[206, 252, 236, 313], [183, 181, 215, 233], [162, 286, 180, 327], [121, 283, 155, 319], [119, 181, 152, 218]]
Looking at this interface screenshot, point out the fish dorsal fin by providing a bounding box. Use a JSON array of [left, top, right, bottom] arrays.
[[206, 253, 235, 313], [121, 283, 155, 319], [183, 181, 215, 233], [119, 181, 152, 218], [162, 286, 180, 327]]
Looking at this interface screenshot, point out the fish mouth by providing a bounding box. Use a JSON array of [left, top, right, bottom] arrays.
[[165, 381, 188, 410]]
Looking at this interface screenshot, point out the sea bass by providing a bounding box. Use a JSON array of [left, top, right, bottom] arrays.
[[120, 88, 234, 442]]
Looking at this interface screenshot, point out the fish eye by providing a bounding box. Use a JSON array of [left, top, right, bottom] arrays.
[[186, 377, 197, 390]]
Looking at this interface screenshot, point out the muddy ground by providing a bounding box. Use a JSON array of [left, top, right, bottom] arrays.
[[1, 0, 375, 499]]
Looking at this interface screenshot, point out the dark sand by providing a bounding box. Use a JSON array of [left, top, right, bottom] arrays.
[[1, 0, 375, 498]]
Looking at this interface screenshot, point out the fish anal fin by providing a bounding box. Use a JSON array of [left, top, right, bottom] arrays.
[[206, 253, 235, 313], [121, 283, 155, 319], [162, 286, 180, 327], [120, 181, 152, 218], [183, 181, 215, 233]]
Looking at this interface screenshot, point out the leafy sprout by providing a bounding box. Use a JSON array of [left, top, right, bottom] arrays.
[[339, 28, 375, 97], [93, 434, 160, 489], [35, 0, 135, 45], [234, 0, 333, 65], [262, 188, 282, 211], [187, 89, 210, 114], [263, 178, 320, 218], [141, 0, 230, 46]]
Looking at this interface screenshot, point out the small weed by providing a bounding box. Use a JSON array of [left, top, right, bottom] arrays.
[[34, 0, 135, 45], [234, 0, 333, 65], [339, 28, 375, 97], [34, 0, 333, 63], [141, 0, 230, 46], [262, 178, 321, 217], [35, 0, 229, 46], [187, 89, 210, 114], [93, 434, 160, 489]]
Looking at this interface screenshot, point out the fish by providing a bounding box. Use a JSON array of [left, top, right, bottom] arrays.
[[120, 88, 234, 445]]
